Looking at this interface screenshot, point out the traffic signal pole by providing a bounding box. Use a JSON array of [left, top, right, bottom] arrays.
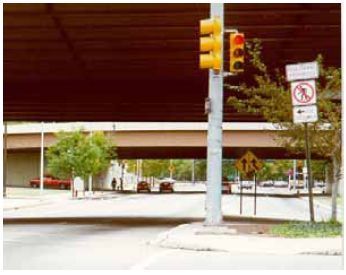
[[205, 3, 224, 225]]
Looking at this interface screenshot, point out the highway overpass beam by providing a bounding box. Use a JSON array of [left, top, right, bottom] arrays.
[[205, 3, 224, 225]]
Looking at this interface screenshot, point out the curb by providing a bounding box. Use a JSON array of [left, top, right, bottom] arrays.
[[149, 223, 343, 255], [3, 215, 300, 225]]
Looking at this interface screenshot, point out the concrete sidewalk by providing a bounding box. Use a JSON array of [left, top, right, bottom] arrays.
[[149, 223, 342, 255], [3, 190, 121, 211]]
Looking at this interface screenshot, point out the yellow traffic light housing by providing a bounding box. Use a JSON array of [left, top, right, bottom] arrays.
[[199, 17, 222, 72], [230, 33, 245, 73]]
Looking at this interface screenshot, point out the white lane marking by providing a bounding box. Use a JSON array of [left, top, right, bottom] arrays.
[[129, 249, 173, 270]]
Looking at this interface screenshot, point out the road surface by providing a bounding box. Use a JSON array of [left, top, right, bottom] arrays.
[[4, 192, 343, 269], [3, 191, 341, 221]]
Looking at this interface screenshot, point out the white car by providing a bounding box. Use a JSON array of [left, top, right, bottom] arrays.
[[273, 181, 289, 188], [239, 181, 253, 190]]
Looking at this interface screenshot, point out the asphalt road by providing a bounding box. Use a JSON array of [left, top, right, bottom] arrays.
[[4, 191, 341, 222], [3, 192, 343, 269], [4, 223, 343, 270]]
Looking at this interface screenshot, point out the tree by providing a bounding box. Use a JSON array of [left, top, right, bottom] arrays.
[[227, 39, 341, 220], [46, 130, 116, 185]]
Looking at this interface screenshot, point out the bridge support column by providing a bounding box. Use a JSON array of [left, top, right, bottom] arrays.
[[205, 3, 224, 226]]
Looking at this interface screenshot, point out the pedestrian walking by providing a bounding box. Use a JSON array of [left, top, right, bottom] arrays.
[[111, 178, 117, 190]]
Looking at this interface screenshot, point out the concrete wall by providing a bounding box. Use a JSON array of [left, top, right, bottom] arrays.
[[7, 152, 40, 187], [6, 151, 137, 190]]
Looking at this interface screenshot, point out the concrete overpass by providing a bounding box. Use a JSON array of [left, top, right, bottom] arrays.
[[5, 122, 321, 160]]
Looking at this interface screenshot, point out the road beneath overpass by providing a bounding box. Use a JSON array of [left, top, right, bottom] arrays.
[[4, 187, 342, 269]]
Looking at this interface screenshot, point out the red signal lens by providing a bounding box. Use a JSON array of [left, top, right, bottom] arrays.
[[234, 34, 245, 45]]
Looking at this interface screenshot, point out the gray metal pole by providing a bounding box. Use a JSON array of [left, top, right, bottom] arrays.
[[304, 123, 315, 222], [192, 159, 195, 184], [3, 122, 8, 198], [40, 122, 44, 194], [170, 159, 173, 179], [205, 3, 224, 225], [293, 159, 297, 190]]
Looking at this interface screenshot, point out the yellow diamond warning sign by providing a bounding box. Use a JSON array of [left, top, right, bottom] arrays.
[[235, 151, 263, 175]]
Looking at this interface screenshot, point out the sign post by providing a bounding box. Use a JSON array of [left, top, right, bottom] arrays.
[[235, 151, 263, 216], [286, 61, 318, 222], [254, 173, 257, 216]]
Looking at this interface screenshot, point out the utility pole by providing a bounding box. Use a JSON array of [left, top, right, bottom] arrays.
[[40, 122, 44, 194], [293, 159, 297, 190], [169, 159, 173, 179], [88, 131, 93, 193], [192, 159, 195, 184], [205, 3, 224, 225], [3, 122, 8, 197]]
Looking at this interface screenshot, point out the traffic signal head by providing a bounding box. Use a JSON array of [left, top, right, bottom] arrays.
[[199, 17, 222, 72], [230, 33, 245, 73]]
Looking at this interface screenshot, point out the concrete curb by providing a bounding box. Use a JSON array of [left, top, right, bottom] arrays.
[[3, 215, 301, 225], [148, 223, 343, 255]]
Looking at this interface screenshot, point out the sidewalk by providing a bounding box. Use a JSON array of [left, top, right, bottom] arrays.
[[149, 222, 342, 255], [3, 188, 121, 211]]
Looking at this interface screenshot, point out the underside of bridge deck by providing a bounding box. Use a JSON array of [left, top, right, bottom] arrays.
[[4, 3, 341, 122]]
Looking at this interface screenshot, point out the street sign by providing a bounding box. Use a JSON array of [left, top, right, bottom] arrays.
[[286, 61, 319, 82], [235, 150, 263, 175], [293, 105, 318, 124], [291, 80, 316, 106], [168, 165, 175, 172]]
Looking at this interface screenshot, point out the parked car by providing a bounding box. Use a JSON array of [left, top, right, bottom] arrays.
[[159, 181, 174, 193], [315, 181, 325, 188], [29, 176, 71, 190], [222, 177, 232, 194], [136, 181, 151, 193], [260, 180, 274, 187], [273, 180, 289, 188], [239, 181, 253, 190]]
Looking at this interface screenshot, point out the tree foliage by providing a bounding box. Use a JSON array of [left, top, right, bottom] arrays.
[[227, 40, 341, 163], [46, 130, 116, 180]]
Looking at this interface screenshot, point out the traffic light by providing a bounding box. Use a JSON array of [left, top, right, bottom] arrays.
[[199, 17, 222, 72], [230, 33, 245, 73]]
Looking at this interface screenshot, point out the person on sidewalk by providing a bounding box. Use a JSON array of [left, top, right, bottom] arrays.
[[111, 178, 117, 191]]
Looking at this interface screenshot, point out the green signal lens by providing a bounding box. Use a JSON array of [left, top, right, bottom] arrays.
[[234, 61, 244, 70]]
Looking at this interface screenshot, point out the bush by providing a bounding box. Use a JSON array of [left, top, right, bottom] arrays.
[[270, 220, 342, 238]]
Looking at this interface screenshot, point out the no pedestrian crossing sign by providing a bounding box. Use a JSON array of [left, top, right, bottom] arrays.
[[291, 80, 316, 106]]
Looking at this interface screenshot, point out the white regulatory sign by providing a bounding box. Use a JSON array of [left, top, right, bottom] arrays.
[[286, 61, 319, 82], [293, 105, 318, 124], [291, 80, 316, 106]]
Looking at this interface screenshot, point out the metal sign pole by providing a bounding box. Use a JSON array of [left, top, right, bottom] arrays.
[[304, 123, 315, 222], [3, 122, 8, 198], [40, 122, 44, 194], [254, 173, 257, 215], [205, 3, 224, 225], [240, 173, 243, 215]]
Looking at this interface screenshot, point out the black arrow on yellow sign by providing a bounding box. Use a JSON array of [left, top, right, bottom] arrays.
[[241, 158, 247, 171]]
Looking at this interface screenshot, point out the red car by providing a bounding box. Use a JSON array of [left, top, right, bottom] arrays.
[[159, 181, 174, 193], [136, 181, 151, 193], [30, 176, 71, 190], [222, 178, 232, 194]]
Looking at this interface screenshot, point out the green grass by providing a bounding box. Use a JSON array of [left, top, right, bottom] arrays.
[[270, 220, 342, 238]]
